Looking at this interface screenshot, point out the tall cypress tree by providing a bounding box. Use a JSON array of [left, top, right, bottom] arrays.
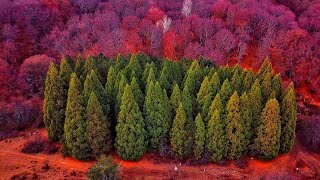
[[115, 85, 146, 161], [116, 73, 128, 116], [171, 103, 188, 159], [207, 109, 225, 162], [261, 73, 272, 103], [43, 62, 64, 141], [145, 66, 156, 93], [170, 84, 182, 117], [194, 113, 205, 160], [272, 74, 282, 100], [243, 69, 255, 92], [225, 92, 245, 159], [206, 93, 223, 123], [142, 62, 156, 92], [64, 73, 91, 160], [219, 78, 233, 107], [280, 85, 297, 153], [81, 56, 99, 82], [162, 89, 172, 142], [209, 72, 221, 97], [83, 70, 109, 116], [249, 79, 262, 140], [255, 98, 281, 160], [240, 92, 252, 152], [124, 54, 143, 81], [130, 77, 144, 110], [197, 76, 210, 117], [87, 92, 112, 157], [182, 86, 193, 121], [144, 81, 168, 150], [257, 58, 272, 81], [74, 55, 84, 77], [105, 66, 117, 128], [231, 69, 243, 94]]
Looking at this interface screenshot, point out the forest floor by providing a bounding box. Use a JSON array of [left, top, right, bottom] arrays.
[[1, 115, 320, 180]]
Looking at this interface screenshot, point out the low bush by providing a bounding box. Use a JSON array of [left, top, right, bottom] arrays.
[[21, 138, 44, 154], [86, 155, 119, 180]]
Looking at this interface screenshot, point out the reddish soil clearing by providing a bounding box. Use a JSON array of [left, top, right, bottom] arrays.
[[1, 126, 320, 180]]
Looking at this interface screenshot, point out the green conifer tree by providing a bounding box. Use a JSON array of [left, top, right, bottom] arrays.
[[194, 114, 205, 160], [115, 73, 128, 116], [225, 92, 245, 159], [87, 92, 112, 157], [170, 84, 182, 118], [255, 98, 281, 159], [239, 92, 252, 152], [170, 103, 188, 159], [280, 85, 297, 153], [231, 69, 243, 94], [124, 54, 143, 81], [115, 85, 146, 161], [219, 78, 233, 107], [74, 55, 84, 77], [197, 76, 210, 117], [130, 77, 144, 110], [243, 69, 255, 92], [206, 93, 223, 123], [261, 73, 272, 103], [43, 62, 64, 141], [207, 109, 225, 162], [272, 74, 282, 100], [64, 73, 91, 160], [144, 81, 169, 150], [209, 72, 221, 97], [249, 79, 263, 140]]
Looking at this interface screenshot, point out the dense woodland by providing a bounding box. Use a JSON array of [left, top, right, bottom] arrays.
[[44, 54, 297, 161], [0, 0, 318, 152]]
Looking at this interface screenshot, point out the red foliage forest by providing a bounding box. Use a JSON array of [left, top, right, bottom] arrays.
[[0, 0, 319, 133]]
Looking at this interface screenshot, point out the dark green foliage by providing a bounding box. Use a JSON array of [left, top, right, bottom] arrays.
[[171, 103, 188, 159], [83, 70, 109, 116], [255, 99, 281, 160], [86, 155, 119, 180], [243, 70, 255, 92], [231, 69, 243, 94], [194, 114, 205, 160], [105, 66, 117, 125], [64, 73, 91, 160], [206, 93, 223, 124], [209, 72, 221, 97], [87, 92, 112, 157], [142, 63, 156, 92], [219, 78, 233, 107], [82, 56, 100, 82], [44, 54, 296, 162], [130, 77, 144, 110], [197, 76, 210, 118], [115, 85, 146, 161], [261, 73, 272, 103], [249, 79, 262, 140], [207, 109, 225, 162], [280, 85, 297, 153], [124, 54, 143, 81], [225, 92, 245, 159], [170, 84, 182, 117], [144, 81, 169, 150], [74, 55, 84, 77], [240, 92, 252, 152], [257, 58, 272, 81], [272, 74, 282, 100], [115, 73, 128, 116], [43, 63, 65, 141], [182, 86, 193, 121]]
